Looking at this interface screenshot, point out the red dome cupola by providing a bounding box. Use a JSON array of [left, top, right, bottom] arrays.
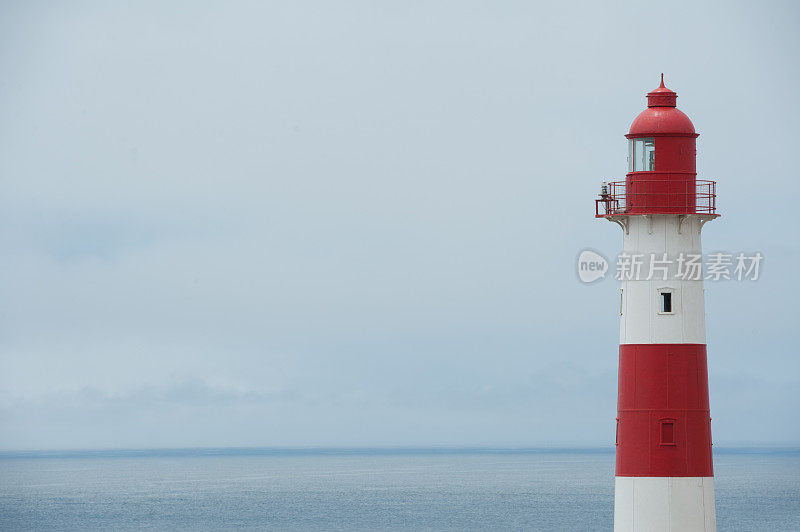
[[629, 75, 696, 137]]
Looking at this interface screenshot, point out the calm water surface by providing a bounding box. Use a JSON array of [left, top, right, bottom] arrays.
[[0, 448, 797, 530]]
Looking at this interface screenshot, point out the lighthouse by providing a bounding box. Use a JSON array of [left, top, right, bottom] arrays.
[[596, 76, 718, 531]]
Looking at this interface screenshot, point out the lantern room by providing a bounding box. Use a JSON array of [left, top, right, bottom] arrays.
[[596, 75, 717, 218]]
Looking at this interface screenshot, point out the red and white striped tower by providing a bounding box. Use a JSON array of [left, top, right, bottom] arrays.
[[596, 76, 718, 531]]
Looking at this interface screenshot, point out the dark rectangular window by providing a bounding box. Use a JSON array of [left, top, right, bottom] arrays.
[[660, 292, 672, 313]]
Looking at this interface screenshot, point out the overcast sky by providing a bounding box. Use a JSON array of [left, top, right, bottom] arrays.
[[0, 1, 798, 450]]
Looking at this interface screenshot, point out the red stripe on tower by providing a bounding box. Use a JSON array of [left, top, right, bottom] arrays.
[[616, 344, 713, 478]]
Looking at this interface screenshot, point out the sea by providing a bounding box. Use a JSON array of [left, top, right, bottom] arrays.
[[0, 448, 797, 530]]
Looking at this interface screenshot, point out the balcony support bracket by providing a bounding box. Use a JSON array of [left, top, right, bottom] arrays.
[[677, 214, 688, 235], [644, 215, 654, 234], [698, 215, 716, 234], [607, 215, 629, 235]]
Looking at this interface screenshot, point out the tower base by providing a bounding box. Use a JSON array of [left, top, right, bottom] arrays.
[[614, 477, 716, 531]]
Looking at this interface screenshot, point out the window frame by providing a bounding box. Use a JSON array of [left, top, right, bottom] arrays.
[[659, 418, 677, 446], [628, 137, 656, 172], [657, 287, 675, 315]]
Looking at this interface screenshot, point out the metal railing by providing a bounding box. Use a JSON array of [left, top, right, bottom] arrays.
[[595, 179, 717, 217]]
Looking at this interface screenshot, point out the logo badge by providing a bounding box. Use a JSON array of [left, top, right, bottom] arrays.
[[577, 250, 608, 283]]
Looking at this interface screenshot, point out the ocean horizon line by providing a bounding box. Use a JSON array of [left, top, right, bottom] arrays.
[[1, 445, 799, 460]]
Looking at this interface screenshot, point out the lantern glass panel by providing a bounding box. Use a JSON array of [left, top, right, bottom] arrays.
[[644, 139, 655, 170], [628, 140, 634, 172], [631, 138, 655, 171]]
